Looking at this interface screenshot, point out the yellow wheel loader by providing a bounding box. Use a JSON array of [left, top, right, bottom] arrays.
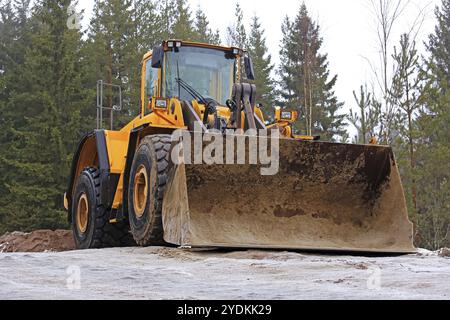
[[64, 40, 415, 253]]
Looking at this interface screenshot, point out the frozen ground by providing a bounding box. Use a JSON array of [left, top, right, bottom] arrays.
[[0, 247, 448, 300]]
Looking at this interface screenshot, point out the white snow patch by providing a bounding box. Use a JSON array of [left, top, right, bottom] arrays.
[[416, 248, 439, 257], [0, 248, 449, 300]]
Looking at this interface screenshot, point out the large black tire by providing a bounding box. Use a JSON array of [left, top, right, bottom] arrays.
[[128, 135, 171, 246], [71, 167, 135, 249]]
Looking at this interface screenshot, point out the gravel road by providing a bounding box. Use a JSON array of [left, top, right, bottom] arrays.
[[0, 247, 448, 300]]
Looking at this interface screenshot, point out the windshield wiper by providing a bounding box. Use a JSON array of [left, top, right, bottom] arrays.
[[175, 77, 221, 125], [175, 77, 207, 105]]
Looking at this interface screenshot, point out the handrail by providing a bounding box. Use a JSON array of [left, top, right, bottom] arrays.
[[96, 80, 123, 130]]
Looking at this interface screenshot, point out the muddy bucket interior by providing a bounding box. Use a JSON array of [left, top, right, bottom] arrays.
[[162, 136, 415, 253]]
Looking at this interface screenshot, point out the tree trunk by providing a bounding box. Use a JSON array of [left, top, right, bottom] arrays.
[[303, 68, 309, 135], [406, 83, 417, 213], [308, 68, 313, 136]]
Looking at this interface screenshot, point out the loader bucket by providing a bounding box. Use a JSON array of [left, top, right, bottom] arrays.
[[162, 135, 415, 253]]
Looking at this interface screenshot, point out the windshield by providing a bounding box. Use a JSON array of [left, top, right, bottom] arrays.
[[164, 46, 235, 105]]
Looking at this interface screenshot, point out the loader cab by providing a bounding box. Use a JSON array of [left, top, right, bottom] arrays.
[[141, 40, 253, 116]]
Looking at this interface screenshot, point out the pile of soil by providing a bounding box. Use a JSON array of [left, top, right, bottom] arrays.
[[439, 248, 450, 258], [0, 230, 75, 253]]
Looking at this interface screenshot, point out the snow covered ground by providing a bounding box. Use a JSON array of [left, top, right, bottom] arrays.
[[0, 247, 448, 300]]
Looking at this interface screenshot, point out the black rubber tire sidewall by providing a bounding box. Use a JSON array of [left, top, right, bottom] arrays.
[[128, 142, 159, 244], [71, 173, 97, 249]]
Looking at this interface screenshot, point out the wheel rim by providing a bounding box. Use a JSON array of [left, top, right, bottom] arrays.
[[76, 193, 89, 234], [133, 165, 148, 218]]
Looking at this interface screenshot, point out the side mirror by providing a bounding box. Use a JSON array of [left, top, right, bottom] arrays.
[[151, 46, 164, 68], [244, 56, 255, 80]]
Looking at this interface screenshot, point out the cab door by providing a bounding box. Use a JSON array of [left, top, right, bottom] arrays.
[[141, 57, 160, 116]]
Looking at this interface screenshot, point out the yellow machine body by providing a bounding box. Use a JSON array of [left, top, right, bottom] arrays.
[[65, 40, 415, 253]]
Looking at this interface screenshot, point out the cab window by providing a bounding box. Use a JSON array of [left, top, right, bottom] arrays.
[[145, 60, 159, 111], [163, 46, 235, 105]]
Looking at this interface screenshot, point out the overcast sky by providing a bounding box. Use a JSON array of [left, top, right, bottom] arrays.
[[78, 0, 440, 134]]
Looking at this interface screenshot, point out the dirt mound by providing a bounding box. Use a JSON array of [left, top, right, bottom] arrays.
[[0, 230, 75, 253], [439, 248, 450, 258]]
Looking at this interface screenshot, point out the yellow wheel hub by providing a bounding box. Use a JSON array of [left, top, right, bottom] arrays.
[[76, 193, 89, 234], [133, 165, 148, 218]]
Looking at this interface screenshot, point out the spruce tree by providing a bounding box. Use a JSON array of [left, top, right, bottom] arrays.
[[157, 0, 177, 40], [171, 0, 196, 40], [87, 0, 138, 125], [0, 0, 88, 233], [0, 0, 32, 101], [226, 3, 249, 82], [413, 0, 450, 249], [278, 3, 346, 140], [226, 3, 247, 49], [0, 0, 33, 234], [247, 15, 276, 117], [193, 7, 221, 45], [134, 0, 161, 50]]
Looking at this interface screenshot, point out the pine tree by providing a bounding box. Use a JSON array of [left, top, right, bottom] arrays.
[[390, 34, 423, 219], [278, 3, 346, 140], [348, 85, 382, 144], [247, 15, 276, 117], [0, 0, 88, 233]]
